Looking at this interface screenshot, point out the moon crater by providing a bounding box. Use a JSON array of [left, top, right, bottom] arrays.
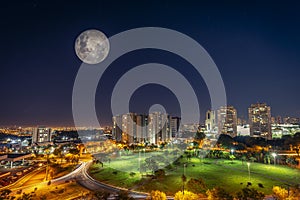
[[75, 29, 109, 64]]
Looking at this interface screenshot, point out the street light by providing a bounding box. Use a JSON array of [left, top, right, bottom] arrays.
[[138, 150, 141, 173], [272, 153, 277, 166], [231, 149, 234, 155], [182, 163, 187, 195], [246, 162, 251, 181]]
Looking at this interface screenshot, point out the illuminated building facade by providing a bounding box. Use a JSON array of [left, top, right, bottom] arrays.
[[112, 112, 173, 144], [147, 112, 171, 144], [170, 116, 181, 138], [217, 106, 238, 137], [205, 110, 217, 133], [248, 103, 272, 139], [32, 126, 52, 143]]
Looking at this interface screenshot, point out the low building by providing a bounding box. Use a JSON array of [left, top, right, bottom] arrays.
[[237, 124, 250, 136], [271, 124, 300, 139]]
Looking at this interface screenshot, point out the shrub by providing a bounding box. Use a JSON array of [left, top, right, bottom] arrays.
[[129, 172, 136, 177], [236, 188, 264, 200], [186, 178, 206, 194], [146, 190, 167, 200], [154, 169, 165, 179], [174, 190, 198, 200], [206, 187, 233, 200]]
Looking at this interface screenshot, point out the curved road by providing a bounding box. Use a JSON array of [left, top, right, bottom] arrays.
[[54, 161, 149, 199], [3, 162, 170, 199]]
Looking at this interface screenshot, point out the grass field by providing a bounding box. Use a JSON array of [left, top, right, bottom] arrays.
[[89, 152, 300, 196]]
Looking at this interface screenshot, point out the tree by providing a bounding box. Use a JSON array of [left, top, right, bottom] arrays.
[[146, 190, 167, 200], [206, 187, 233, 200], [174, 190, 198, 200], [249, 156, 256, 163], [286, 157, 298, 167], [154, 169, 165, 179], [116, 191, 134, 200], [17, 192, 33, 200], [39, 195, 47, 200], [236, 188, 265, 200], [69, 148, 80, 155], [272, 185, 300, 200], [217, 134, 234, 149], [93, 190, 111, 200], [77, 143, 85, 156], [0, 189, 12, 200], [290, 185, 300, 199], [186, 178, 206, 194], [272, 186, 288, 200], [241, 155, 247, 165], [229, 155, 236, 164], [53, 147, 62, 157], [194, 129, 206, 147]]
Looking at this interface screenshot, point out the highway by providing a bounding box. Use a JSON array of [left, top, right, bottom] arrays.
[[1, 161, 170, 199], [1, 166, 46, 190], [54, 161, 149, 199]]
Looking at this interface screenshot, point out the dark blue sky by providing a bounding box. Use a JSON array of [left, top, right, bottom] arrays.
[[0, 1, 299, 126]]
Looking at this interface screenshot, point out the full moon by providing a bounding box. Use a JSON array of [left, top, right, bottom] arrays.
[[75, 29, 110, 64]]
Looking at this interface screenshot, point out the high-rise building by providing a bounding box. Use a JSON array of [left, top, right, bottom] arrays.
[[170, 117, 181, 138], [32, 126, 52, 143], [121, 113, 136, 143], [217, 106, 237, 137], [248, 103, 272, 139], [112, 115, 122, 142], [136, 114, 148, 143], [112, 112, 173, 144], [148, 112, 171, 144], [205, 110, 217, 132]]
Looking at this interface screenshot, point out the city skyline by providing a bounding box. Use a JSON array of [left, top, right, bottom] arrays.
[[1, 1, 300, 126]]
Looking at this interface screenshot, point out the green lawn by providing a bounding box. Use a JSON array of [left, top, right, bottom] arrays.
[[89, 152, 300, 196]]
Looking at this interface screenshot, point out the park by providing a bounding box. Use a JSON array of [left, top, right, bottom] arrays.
[[89, 148, 300, 197]]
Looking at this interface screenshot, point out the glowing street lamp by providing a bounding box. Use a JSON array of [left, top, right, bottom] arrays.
[[231, 149, 234, 155], [247, 162, 251, 181], [182, 163, 187, 195], [138, 157, 142, 173], [272, 153, 277, 166]]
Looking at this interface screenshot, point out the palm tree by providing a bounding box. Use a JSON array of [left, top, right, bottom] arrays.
[[241, 155, 247, 165], [229, 155, 236, 164], [249, 156, 256, 163]]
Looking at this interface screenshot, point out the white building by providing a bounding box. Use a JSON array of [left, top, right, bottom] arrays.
[[271, 124, 300, 139], [237, 124, 250, 136], [205, 110, 217, 132], [112, 112, 172, 144], [32, 127, 52, 143], [148, 112, 170, 144]]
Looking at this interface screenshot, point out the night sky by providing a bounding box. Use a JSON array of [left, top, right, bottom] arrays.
[[1, 1, 300, 126]]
